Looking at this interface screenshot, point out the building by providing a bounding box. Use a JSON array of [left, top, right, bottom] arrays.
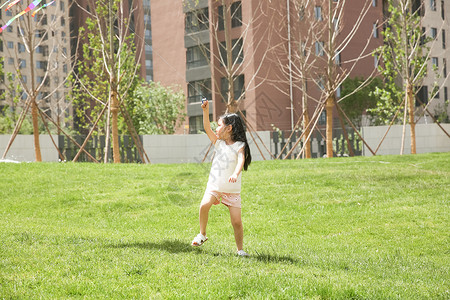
[[0, 0, 72, 128], [415, 0, 450, 122], [151, 0, 385, 134]]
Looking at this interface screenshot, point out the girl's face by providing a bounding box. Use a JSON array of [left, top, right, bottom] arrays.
[[216, 118, 232, 140]]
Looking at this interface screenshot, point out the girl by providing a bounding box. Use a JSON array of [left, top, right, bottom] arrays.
[[191, 100, 252, 256]]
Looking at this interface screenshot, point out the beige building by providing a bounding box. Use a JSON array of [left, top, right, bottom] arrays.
[[418, 0, 450, 122], [0, 0, 72, 128]]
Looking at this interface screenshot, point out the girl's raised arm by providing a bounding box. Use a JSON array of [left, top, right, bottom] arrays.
[[201, 100, 218, 144]]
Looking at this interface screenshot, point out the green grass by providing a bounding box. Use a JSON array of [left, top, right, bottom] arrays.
[[0, 153, 449, 299]]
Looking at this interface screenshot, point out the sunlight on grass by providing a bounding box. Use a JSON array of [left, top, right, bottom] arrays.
[[0, 153, 448, 298]]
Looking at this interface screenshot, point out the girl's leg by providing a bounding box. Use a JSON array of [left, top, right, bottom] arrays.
[[228, 206, 243, 251], [199, 192, 217, 236]]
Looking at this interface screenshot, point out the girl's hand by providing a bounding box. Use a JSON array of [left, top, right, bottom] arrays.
[[228, 173, 238, 183], [201, 98, 209, 110]]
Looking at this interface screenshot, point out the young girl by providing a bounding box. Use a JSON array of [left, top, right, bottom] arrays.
[[191, 100, 252, 256]]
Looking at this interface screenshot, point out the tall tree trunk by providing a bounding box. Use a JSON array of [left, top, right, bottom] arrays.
[[31, 99, 42, 162], [325, 95, 334, 158], [407, 83, 416, 154], [223, 0, 235, 113], [111, 89, 121, 163], [302, 84, 311, 158], [29, 23, 41, 162]]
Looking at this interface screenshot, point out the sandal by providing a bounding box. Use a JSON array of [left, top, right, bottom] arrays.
[[237, 250, 249, 257], [191, 233, 208, 246]]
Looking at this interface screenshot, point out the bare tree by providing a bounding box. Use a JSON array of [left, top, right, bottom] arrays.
[[275, 0, 380, 158], [72, 0, 144, 163], [1, 0, 73, 161]]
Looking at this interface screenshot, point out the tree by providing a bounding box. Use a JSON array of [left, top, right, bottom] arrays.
[[340, 76, 384, 127], [375, 0, 435, 154], [1, 1, 73, 161], [72, 0, 142, 163], [278, 0, 380, 158], [131, 81, 186, 135]]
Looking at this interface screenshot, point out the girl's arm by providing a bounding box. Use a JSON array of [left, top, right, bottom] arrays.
[[229, 148, 245, 183], [201, 100, 218, 144]]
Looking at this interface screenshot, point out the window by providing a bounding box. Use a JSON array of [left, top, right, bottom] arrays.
[[186, 44, 210, 69], [443, 58, 447, 77], [443, 30, 446, 49], [7, 41, 13, 49], [185, 7, 209, 33], [372, 0, 377, 7], [431, 27, 437, 39], [413, 0, 425, 16], [219, 38, 243, 67], [218, 1, 242, 31], [314, 6, 322, 21], [18, 59, 26, 69], [373, 22, 379, 38], [8, 58, 14, 65], [335, 50, 341, 66], [432, 57, 439, 68], [221, 74, 245, 101], [416, 85, 428, 106], [18, 43, 26, 53], [316, 77, 325, 91], [36, 61, 48, 70], [298, 5, 305, 20], [318, 111, 326, 125], [315, 41, 324, 56], [430, 0, 436, 11], [374, 54, 379, 67], [444, 87, 448, 100], [189, 114, 212, 134], [442, 1, 445, 19], [188, 79, 212, 103]]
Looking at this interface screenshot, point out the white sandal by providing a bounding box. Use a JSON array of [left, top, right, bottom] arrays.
[[237, 250, 249, 257], [191, 233, 208, 246]]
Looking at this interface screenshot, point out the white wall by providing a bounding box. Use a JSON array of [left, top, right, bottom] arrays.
[[0, 132, 272, 163], [362, 124, 450, 156]]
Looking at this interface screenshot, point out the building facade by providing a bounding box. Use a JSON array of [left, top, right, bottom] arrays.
[[151, 0, 386, 134], [0, 0, 72, 128]]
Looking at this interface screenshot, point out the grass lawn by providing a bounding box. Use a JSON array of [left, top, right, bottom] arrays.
[[0, 152, 449, 299]]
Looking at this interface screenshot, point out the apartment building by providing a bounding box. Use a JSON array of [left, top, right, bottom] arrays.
[[417, 0, 450, 121], [151, 0, 384, 133], [0, 0, 72, 127]]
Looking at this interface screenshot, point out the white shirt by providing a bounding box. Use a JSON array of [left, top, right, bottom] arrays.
[[206, 139, 245, 193]]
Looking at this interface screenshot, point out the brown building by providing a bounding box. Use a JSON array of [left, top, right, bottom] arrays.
[[151, 0, 385, 134]]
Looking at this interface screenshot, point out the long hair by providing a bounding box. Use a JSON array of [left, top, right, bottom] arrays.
[[220, 113, 252, 171]]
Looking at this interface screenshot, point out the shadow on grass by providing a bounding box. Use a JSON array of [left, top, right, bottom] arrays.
[[109, 240, 299, 264], [109, 239, 200, 254], [254, 251, 299, 264]]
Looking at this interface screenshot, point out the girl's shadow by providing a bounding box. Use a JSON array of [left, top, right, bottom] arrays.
[[109, 239, 201, 254]]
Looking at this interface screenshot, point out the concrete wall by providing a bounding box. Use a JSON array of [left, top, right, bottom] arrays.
[[0, 132, 272, 163], [362, 124, 450, 156]]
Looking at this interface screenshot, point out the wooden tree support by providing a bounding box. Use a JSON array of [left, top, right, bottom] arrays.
[[73, 101, 110, 162], [36, 106, 65, 161], [39, 107, 100, 163], [118, 100, 150, 164], [335, 102, 376, 156], [1, 97, 33, 159], [416, 98, 450, 139], [374, 99, 405, 154]]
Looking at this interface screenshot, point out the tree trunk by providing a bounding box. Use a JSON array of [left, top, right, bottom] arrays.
[[111, 89, 121, 163], [407, 83, 416, 154], [325, 96, 334, 158], [303, 107, 312, 158], [31, 99, 42, 162]]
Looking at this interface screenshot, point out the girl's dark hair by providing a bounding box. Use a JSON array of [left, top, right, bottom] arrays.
[[220, 113, 252, 171]]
